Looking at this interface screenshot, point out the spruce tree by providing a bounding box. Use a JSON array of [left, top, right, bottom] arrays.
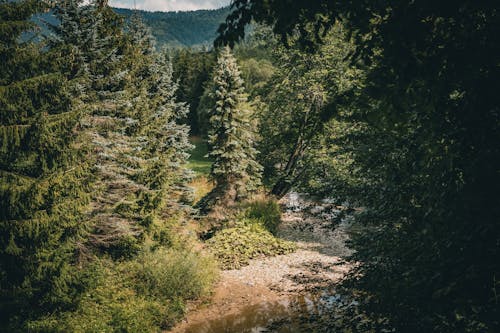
[[48, 0, 135, 256], [205, 46, 262, 205], [0, 0, 93, 327], [48, 0, 90, 80], [128, 11, 156, 55], [143, 51, 192, 207], [122, 15, 192, 241], [70, 10, 191, 253]]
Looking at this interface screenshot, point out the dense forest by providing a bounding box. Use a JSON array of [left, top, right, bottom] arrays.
[[114, 7, 231, 47], [1, 0, 499, 332], [33, 6, 231, 48]]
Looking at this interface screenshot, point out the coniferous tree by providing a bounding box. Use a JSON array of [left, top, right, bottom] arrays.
[[49, 0, 137, 256], [145, 51, 193, 207], [128, 11, 156, 55], [0, 0, 93, 327], [204, 46, 262, 205], [50, 3, 191, 255], [122, 15, 192, 240]]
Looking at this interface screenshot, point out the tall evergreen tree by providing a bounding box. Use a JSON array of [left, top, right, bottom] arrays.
[[117, 15, 192, 244], [144, 50, 193, 209], [0, 0, 93, 328], [128, 11, 156, 55], [204, 46, 262, 205], [49, 0, 136, 256]]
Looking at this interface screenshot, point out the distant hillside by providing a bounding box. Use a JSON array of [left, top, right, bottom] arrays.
[[32, 7, 230, 48], [114, 7, 231, 48]]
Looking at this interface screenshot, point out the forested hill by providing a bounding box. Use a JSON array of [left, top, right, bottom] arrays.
[[114, 7, 230, 47], [33, 7, 229, 48]]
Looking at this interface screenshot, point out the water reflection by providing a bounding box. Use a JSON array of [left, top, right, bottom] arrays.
[[183, 291, 344, 333]]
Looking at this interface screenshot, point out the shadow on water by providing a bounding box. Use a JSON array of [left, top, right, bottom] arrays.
[[183, 291, 346, 333]]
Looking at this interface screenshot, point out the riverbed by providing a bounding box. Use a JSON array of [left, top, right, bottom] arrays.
[[170, 193, 354, 333]]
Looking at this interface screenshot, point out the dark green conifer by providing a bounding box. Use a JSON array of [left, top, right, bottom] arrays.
[[0, 0, 93, 327], [205, 46, 262, 205]]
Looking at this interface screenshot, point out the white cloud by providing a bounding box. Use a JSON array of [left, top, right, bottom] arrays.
[[109, 0, 230, 12]]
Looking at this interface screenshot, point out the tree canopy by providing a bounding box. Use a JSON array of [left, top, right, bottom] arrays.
[[217, 0, 500, 331]]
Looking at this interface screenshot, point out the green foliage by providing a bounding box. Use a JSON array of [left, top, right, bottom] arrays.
[[207, 222, 296, 269], [50, 6, 194, 253], [257, 25, 361, 197], [1, 2, 202, 331], [0, 1, 94, 328], [134, 247, 218, 302], [28, 248, 217, 332], [172, 48, 216, 135], [244, 199, 281, 235], [203, 46, 263, 205], [27, 263, 170, 333], [219, 1, 500, 331]]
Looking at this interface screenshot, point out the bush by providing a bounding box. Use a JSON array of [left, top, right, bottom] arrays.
[[134, 247, 218, 301], [27, 248, 218, 332], [244, 199, 281, 234], [207, 223, 296, 269]]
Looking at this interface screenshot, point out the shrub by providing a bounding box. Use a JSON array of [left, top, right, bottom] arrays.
[[244, 198, 281, 234], [134, 247, 218, 301], [27, 248, 218, 332], [207, 223, 296, 269], [27, 261, 169, 333]]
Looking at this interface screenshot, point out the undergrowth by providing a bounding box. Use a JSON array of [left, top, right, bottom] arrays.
[[243, 199, 281, 235], [207, 221, 296, 270], [27, 248, 217, 333]]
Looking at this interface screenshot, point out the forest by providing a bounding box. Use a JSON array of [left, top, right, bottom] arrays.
[[113, 7, 231, 48], [0, 0, 498, 332]]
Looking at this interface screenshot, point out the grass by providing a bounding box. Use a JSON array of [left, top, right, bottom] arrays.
[[189, 176, 214, 204], [187, 136, 212, 177], [244, 198, 282, 235], [187, 136, 214, 204], [28, 248, 218, 333]]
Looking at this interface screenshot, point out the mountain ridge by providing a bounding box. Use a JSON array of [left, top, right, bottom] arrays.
[[32, 6, 230, 48], [114, 7, 230, 47]]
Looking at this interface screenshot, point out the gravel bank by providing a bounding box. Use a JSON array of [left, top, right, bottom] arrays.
[[169, 193, 354, 332]]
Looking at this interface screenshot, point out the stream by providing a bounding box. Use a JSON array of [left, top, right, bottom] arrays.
[[173, 192, 355, 333], [183, 290, 348, 333]]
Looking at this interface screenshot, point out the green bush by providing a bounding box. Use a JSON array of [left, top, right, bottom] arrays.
[[244, 199, 281, 234], [27, 262, 169, 333], [28, 248, 218, 332], [207, 223, 296, 269], [134, 247, 218, 301]]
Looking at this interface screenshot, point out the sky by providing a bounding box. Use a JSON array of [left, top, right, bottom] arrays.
[[109, 0, 231, 12]]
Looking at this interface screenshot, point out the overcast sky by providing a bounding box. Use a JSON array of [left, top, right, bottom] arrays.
[[109, 0, 231, 12]]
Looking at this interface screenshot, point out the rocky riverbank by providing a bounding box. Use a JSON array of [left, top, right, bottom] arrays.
[[169, 193, 355, 333]]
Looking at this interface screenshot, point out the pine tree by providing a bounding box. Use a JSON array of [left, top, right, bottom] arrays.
[[121, 15, 192, 242], [0, 0, 93, 327], [128, 11, 156, 55], [145, 50, 193, 208], [205, 46, 262, 205]]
